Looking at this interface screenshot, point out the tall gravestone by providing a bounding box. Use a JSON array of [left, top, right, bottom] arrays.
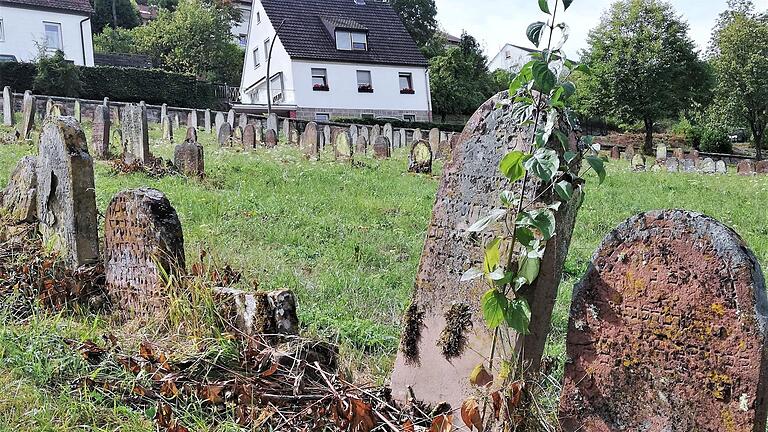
[[349, 124, 358, 144], [239, 113, 248, 130], [161, 115, 173, 142], [300, 122, 319, 160], [104, 188, 185, 316], [383, 123, 393, 148], [428, 128, 440, 154], [408, 140, 432, 174], [21, 91, 35, 139], [355, 136, 368, 155], [187, 110, 198, 128], [243, 124, 256, 149], [161, 103, 167, 120], [73, 99, 81, 122], [334, 130, 353, 161], [391, 93, 582, 413], [185, 127, 197, 142], [204, 109, 212, 133], [121, 104, 151, 163], [373, 136, 391, 159], [323, 125, 332, 148], [172, 113, 180, 130], [92, 105, 111, 160], [2, 86, 13, 126], [36, 116, 99, 268], [359, 126, 370, 145], [399, 129, 407, 149], [370, 124, 380, 143], [560, 210, 768, 432], [282, 119, 291, 141], [232, 126, 244, 146], [227, 109, 235, 127], [214, 112, 225, 135], [267, 113, 278, 135], [174, 141, 204, 178]]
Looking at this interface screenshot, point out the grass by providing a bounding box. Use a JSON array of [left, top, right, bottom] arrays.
[[1, 117, 768, 430]]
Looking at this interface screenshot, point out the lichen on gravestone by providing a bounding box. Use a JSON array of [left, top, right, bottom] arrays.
[[92, 105, 111, 160], [120, 103, 150, 163], [333, 130, 352, 161], [0, 156, 37, 223], [407, 140, 432, 174], [174, 141, 204, 178]]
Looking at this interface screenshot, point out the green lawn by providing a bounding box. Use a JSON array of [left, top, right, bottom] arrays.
[[0, 119, 767, 430]]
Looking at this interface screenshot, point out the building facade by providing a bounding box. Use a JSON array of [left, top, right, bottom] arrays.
[[488, 43, 538, 73], [0, 0, 94, 66], [237, 0, 431, 122]]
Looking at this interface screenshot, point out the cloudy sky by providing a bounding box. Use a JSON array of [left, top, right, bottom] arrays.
[[434, 0, 765, 60]]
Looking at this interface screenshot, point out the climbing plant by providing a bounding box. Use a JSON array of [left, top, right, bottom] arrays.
[[459, 0, 605, 429]]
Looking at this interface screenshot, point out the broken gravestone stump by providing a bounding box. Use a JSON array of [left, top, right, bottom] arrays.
[[37, 116, 99, 268], [21, 91, 35, 139], [104, 188, 185, 317], [560, 210, 768, 432], [121, 103, 150, 163], [391, 91, 582, 414], [407, 140, 432, 174], [92, 105, 111, 160], [212, 287, 299, 337], [174, 141, 204, 178], [0, 156, 37, 223]]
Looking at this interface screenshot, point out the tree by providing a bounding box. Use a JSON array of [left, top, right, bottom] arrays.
[[93, 26, 136, 53], [709, 1, 768, 159], [579, 0, 708, 154], [34, 50, 82, 97], [91, 0, 141, 33], [390, 0, 438, 47]]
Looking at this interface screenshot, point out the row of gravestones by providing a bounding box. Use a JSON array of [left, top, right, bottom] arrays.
[[389, 92, 768, 430], [611, 143, 768, 176]]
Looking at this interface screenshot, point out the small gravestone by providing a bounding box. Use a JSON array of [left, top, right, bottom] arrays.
[[161, 103, 167, 120], [45, 99, 54, 116], [37, 116, 99, 268], [1, 156, 37, 223], [204, 109, 212, 133], [264, 129, 277, 148], [665, 157, 679, 172], [624, 144, 635, 161], [701, 157, 716, 174], [253, 120, 263, 143], [408, 140, 432, 174], [656, 144, 667, 160], [560, 210, 768, 432], [399, 129, 407, 148], [393, 130, 402, 149], [73, 99, 81, 122], [2, 86, 13, 126], [412, 128, 423, 143], [349, 125, 358, 144], [185, 127, 197, 142], [238, 113, 248, 130], [112, 129, 122, 149], [755, 161, 768, 174], [161, 115, 173, 142], [359, 126, 369, 144], [110, 106, 120, 127], [610, 145, 620, 159], [232, 126, 243, 146], [243, 124, 256, 149], [737, 160, 755, 176], [267, 113, 278, 133], [631, 153, 646, 172], [214, 112, 225, 134], [174, 141, 204, 178], [370, 124, 380, 143], [289, 127, 300, 146], [282, 119, 290, 141], [92, 105, 111, 160], [172, 113, 180, 130], [334, 130, 352, 161], [187, 110, 198, 128], [227, 109, 235, 127], [687, 149, 700, 162], [104, 188, 185, 316], [217, 122, 232, 146], [383, 124, 394, 149], [323, 125, 332, 147], [21, 91, 35, 139], [121, 104, 151, 163], [373, 136, 391, 159], [213, 288, 300, 337], [681, 158, 696, 173], [716, 160, 727, 174], [428, 128, 440, 154], [355, 136, 368, 155], [300, 122, 319, 159], [673, 148, 684, 160]]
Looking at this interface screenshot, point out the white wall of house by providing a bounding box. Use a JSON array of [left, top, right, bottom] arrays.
[[0, 6, 94, 66], [292, 60, 430, 112], [488, 44, 533, 73]]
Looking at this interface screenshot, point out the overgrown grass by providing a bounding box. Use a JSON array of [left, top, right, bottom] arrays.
[[1, 119, 767, 430]]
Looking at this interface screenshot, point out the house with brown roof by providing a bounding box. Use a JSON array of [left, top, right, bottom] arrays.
[[237, 0, 432, 122], [0, 0, 94, 65]]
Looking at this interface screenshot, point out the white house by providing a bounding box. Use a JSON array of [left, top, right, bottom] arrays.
[[0, 0, 95, 66], [232, 0, 252, 49], [236, 0, 432, 122], [488, 43, 538, 74]]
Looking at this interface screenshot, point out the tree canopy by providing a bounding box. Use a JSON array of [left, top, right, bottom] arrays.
[[578, 0, 708, 154], [90, 0, 141, 33], [390, 0, 438, 47]]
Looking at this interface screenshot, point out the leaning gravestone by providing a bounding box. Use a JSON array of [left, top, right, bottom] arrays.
[[560, 210, 768, 432], [264, 129, 278, 148], [701, 157, 716, 174], [407, 140, 432, 174], [716, 160, 727, 175], [174, 141, 204, 178], [217, 122, 232, 147], [373, 136, 391, 159], [104, 188, 185, 317], [300, 122, 319, 160], [121, 104, 151, 163], [392, 92, 582, 414], [2, 86, 13, 126], [1, 156, 37, 223], [37, 116, 99, 268], [227, 109, 235, 127], [355, 136, 368, 155], [21, 91, 35, 139], [92, 105, 111, 160], [161, 115, 173, 142], [243, 124, 256, 149], [334, 130, 353, 161], [738, 160, 755, 176]]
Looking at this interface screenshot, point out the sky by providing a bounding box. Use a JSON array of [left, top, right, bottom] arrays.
[[434, 0, 767, 60]]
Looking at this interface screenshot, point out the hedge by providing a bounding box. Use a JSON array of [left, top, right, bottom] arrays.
[[0, 62, 217, 109], [333, 116, 465, 133]]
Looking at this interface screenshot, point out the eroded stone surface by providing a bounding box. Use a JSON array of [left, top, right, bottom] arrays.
[[560, 210, 768, 432], [187, 110, 198, 128], [243, 124, 256, 149], [429, 128, 440, 154], [610, 146, 620, 160], [217, 122, 232, 147], [407, 140, 432, 174], [174, 141, 204, 178], [213, 287, 299, 337], [265, 129, 277, 148], [121, 104, 150, 163], [701, 157, 716, 174], [92, 105, 111, 160], [227, 109, 235, 127], [632, 154, 646, 171], [161, 115, 173, 142], [334, 130, 352, 161], [300, 122, 319, 159], [1, 156, 37, 223], [214, 112, 225, 135], [355, 136, 368, 155], [104, 188, 185, 316], [665, 157, 679, 172], [21, 91, 35, 139], [185, 126, 197, 142]]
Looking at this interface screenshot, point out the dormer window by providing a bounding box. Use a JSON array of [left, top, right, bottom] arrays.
[[336, 30, 367, 51]]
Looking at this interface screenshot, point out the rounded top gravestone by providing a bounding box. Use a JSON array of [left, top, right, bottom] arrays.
[[334, 130, 352, 161], [217, 122, 232, 147], [560, 210, 768, 432], [373, 136, 391, 159], [355, 135, 368, 156], [407, 140, 432, 174], [738, 160, 756, 176]]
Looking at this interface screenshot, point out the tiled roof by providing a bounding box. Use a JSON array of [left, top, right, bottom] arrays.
[[1, 0, 93, 14], [260, 0, 428, 67]]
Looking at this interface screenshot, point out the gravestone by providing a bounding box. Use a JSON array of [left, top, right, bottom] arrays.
[[185, 127, 197, 142], [92, 105, 111, 160], [440, 131, 448, 143], [121, 104, 151, 163], [665, 157, 679, 173], [187, 110, 198, 128], [112, 129, 122, 149], [161, 115, 173, 142], [161, 103, 167, 120], [383, 124, 394, 149], [560, 210, 768, 432], [349, 125, 358, 144], [429, 128, 440, 154], [373, 136, 391, 159], [264, 129, 277, 148], [289, 126, 300, 146], [45, 99, 54, 116], [631, 154, 646, 172], [239, 113, 248, 130], [214, 112, 225, 135], [227, 109, 235, 127], [3, 86, 13, 126], [21, 91, 35, 139], [738, 160, 755, 176], [73, 99, 81, 122], [282, 119, 290, 141], [755, 161, 768, 174], [243, 124, 257, 149], [173, 113, 180, 130], [625, 144, 635, 161], [104, 188, 185, 316], [656, 144, 667, 161], [391, 92, 582, 415], [370, 124, 380, 143], [436, 140, 451, 160], [393, 130, 401, 149], [673, 148, 684, 160], [213, 288, 300, 337], [407, 140, 432, 174], [253, 120, 264, 143], [359, 126, 369, 144], [204, 109, 212, 133], [399, 129, 407, 148], [681, 158, 696, 173], [174, 141, 204, 178], [701, 157, 716, 174], [232, 126, 244, 146], [610, 145, 620, 160], [217, 122, 232, 147], [267, 113, 278, 134], [36, 116, 99, 268], [300, 122, 319, 160], [110, 106, 120, 127], [334, 130, 352, 161], [355, 136, 368, 155], [687, 149, 700, 162], [51, 103, 67, 117], [716, 160, 727, 174], [323, 125, 332, 148], [1, 156, 37, 223], [412, 128, 422, 142]]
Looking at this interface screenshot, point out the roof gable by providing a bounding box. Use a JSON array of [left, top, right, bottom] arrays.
[[1, 0, 93, 14], [259, 0, 428, 67]]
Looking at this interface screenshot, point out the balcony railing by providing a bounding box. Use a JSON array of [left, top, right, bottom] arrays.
[[244, 88, 297, 105]]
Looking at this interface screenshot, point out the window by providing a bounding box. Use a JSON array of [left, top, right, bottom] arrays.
[[253, 47, 260, 68], [43, 22, 62, 50], [256, 12, 261, 24], [399, 73, 414, 94], [357, 70, 373, 93], [238, 34, 247, 47], [264, 38, 270, 63], [361, 113, 375, 119], [312, 68, 328, 91], [270, 73, 284, 102], [0, 20, 4, 42], [403, 114, 415, 122], [335, 30, 367, 51], [315, 113, 330, 122]]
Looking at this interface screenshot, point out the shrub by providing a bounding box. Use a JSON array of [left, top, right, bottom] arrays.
[[0, 62, 35, 92], [33, 50, 82, 97], [700, 127, 733, 154]]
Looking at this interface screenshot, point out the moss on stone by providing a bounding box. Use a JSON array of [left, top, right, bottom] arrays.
[[400, 302, 424, 364], [437, 303, 472, 359]]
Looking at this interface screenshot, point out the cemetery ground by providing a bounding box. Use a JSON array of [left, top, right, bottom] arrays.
[[0, 120, 767, 430]]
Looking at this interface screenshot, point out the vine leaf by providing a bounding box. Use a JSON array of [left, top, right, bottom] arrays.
[[563, 0, 574, 10], [499, 151, 529, 182], [483, 238, 501, 275], [532, 61, 556, 94], [517, 208, 556, 240], [564, 151, 578, 164], [505, 298, 531, 334], [586, 156, 606, 185], [538, 0, 550, 14], [526, 22, 546, 47], [555, 180, 573, 201], [469, 364, 494, 387], [460, 267, 483, 282], [481, 289, 508, 329], [524, 148, 560, 183], [461, 398, 483, 431], [519, 256, 540, 285], [515, 227, 535, 247], [467, 208, 507, 232], [428, 414, 453, 432]]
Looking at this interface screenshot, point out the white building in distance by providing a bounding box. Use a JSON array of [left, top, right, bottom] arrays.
[[488, 43, 538, 73]]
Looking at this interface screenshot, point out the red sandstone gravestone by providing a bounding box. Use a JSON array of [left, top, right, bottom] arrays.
[[560, 210, 768, 432], [373, 136, 390, 159]]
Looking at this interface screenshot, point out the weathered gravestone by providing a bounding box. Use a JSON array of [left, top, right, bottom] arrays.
[[217, 122, 232, 147], [45, 99, 54, 116], [267, 113, 278, 134], [161, 103, 167, 120], [665, 157, 679, 173], [2, 86, 13, 126], [393, 129, 402, 149], [687, 149, 700, 162], [104, 188, 185, 316], [239, 113, 248, 130], [610, 146, 620, 160], [172, 113, 180, 130], [243, 124, 257, 149], [121, 104, 151, 163], [355, 136, 368, 155], [334, 130, 352, 161], [738, 160, 756, 176], [174, 141, 204, 178], [755, 161, 768, 174], [656, 144, 667, 161], [300, 122, 319, 160], [673, 147, 684, 160], [227, 109, 235, 127], [429, 128, 440, 154], [264, 129, 278, 148], [412, 128, 422, 142], [701, 157, 716, 174], [560, 210, 768, 432], [373, 136, 391, 159], [161, 115, 173, 142], [204, 109, 211, 133], [185, 126, 197, 142], [21, 91, 35, 139], [436, 140, 451, 160], [323, 125, 331, 148], [632, 154, 646, 172], [212, 287, 300, 337], [36, 116, 99, 268], [407, 140, 432, 174], [391, 92, 582, 414], [625, 143, 635, 161], [399, 129, 406, 148], [349, 125, 358, 144], [252, 120, 263, 144], [91, 105, 111, 160], [289, 126, 300, 146], [359, 126, 369, 145], [187, 110, 198, 128], [214, 112, 225, 135], [0, 156, 37, 223], [232, 126, 244, 146], [370, 124, 380, 143], [73, 99, 81, 122], [716, 160, 727, 174], [282, 119, 290, 141], [383, 124, 394, 149], [51, 103, 67, 117], [682, 158, 696, 173]]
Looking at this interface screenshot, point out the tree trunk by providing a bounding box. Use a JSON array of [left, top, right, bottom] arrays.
[[643, 118, 654, 155], [750, 122, 763, 161]]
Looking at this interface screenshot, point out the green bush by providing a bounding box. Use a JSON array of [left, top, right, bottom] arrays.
[[700, 127, 733, 154], [333, 116, 465, 133], [673, 117, 703, 148], [0, 62, 36, 93], [33, 51, 82, 97]]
